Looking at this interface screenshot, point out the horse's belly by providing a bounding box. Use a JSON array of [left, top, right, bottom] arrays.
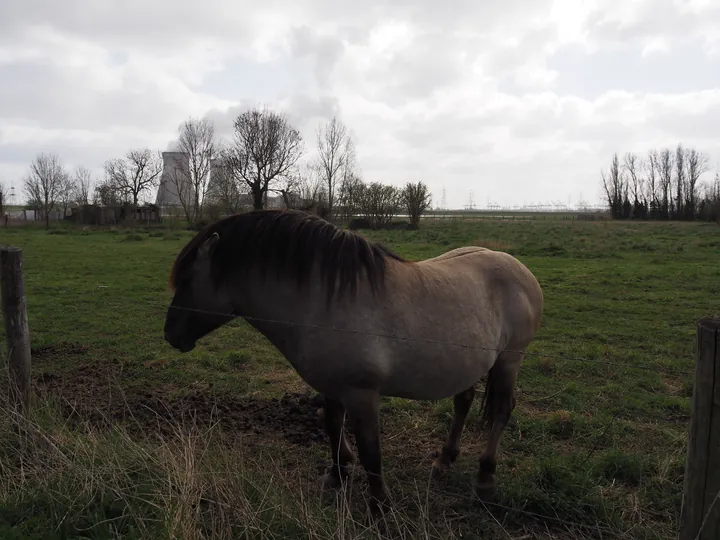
[[380, 349, 495, 400]]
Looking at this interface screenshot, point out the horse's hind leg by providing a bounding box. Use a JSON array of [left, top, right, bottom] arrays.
[[475, 349, 522, 499], [319, 396, 356, 490], [431, 386, 476, 477]]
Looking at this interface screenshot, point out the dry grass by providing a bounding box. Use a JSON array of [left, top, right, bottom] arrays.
[[0, 386, 634, 539], [1, 385, 677, 539], [0, 391, 496, 539]]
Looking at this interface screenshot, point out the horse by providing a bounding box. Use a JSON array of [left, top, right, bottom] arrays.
[[163, 209, 544, 514]]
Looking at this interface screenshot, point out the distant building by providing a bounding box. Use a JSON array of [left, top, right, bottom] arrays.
[[204, 157, 236, 206], [155, 151, 194, 215]]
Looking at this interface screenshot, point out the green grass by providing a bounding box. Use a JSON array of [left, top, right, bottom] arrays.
[[1, 218, 719, 539]]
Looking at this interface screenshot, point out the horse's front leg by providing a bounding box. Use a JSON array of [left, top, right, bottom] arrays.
[[343, 389, 389, 514], [319, 396, 356, 490]]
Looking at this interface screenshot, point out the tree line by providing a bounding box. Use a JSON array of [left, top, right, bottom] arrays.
[[601, 144, 720, 222], [17, 106, 432, 229]]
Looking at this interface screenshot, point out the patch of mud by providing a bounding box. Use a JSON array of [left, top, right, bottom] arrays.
[[35, 366, 329, 446], [113, 390, 329, 446], [30, 344, 425, 452], [31, 341, 89, 362]]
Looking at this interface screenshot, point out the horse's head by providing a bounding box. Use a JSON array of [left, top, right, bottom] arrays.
[[164, 231, 235, 353]]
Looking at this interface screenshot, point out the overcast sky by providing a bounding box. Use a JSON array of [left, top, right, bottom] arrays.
[[1, 0, 719, 209]]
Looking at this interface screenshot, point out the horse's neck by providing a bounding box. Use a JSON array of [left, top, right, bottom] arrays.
[[230, 269, 325, 353]]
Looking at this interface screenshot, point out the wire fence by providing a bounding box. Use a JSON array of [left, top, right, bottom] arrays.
[[162, 303, 694, 378], [17, 279, 697, 381]]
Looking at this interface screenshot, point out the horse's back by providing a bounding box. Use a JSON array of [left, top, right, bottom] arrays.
[[407, 246, 543, 344]]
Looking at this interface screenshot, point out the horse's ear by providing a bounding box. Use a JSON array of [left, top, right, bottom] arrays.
[[198, 232, 220, 259]]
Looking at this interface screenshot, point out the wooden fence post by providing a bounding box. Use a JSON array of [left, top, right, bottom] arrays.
[[0, 246, 32, 412], [680, 316, 720, 540]]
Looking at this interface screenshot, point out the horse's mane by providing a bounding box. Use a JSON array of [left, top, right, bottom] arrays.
[[169, 209, 407, 300]]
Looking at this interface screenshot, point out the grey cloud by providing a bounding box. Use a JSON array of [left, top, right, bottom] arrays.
[[177, 94, 342, 152], [289, 26, 345, 88], [645, 94, 720, 141], [373, 33, 469, 104], [0, 60, 193, 130], [0, 0, 259, 51], [585, 0, 720, 47], [547, 42, 720, 99], [0, 139, 117, 184]]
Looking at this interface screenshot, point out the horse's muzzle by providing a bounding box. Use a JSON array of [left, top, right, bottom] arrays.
[[164, 330, 195, 353]]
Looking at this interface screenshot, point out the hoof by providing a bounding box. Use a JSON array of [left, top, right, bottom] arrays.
[[366, 494, 392, 521], [319, 466, 352, 492], [430, 457, 451, 479], [318, 472, 341, 491], [474, 474, 497, 501]]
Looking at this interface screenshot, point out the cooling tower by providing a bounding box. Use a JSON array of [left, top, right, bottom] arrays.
[[155, 151, 192, 207], [204, 158, 226, 205]]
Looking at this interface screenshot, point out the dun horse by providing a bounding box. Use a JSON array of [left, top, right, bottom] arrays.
[[163, 209, 543, 513]]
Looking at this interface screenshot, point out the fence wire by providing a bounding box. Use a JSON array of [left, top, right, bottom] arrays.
[[158, 303, 694, 378]]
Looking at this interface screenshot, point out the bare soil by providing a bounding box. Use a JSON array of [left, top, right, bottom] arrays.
[[29, 342, 454, 464], [33, 346, 330, 446]]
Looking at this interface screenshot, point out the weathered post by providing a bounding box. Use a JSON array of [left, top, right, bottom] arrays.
[[0, 246, 32, 412], [679, 317, 720, 540]]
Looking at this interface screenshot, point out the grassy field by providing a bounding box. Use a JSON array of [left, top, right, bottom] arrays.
[[1, 217, 719, 539]]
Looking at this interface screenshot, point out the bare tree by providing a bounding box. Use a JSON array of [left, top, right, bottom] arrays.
[[601, 153, 626, 218], [175, 117, 216, 223], [0, 179, 7, 219], [225, 106, 305, 210], [271, 162, 330, 216], [684, 148, 709, 219], [56, 172, 78, 218], [697, 171, 720, 223], [23, 152, 67, 228], [92, 176, 123, 206], [316, 116, 354, 219], [73, 166, 93, 205], [204, 152, 245, 218], [358, 182, 402, 229], [104, 148, 162, 206], [658, 148, 674, 219], [674, 144, 685, 218], [274, 174, 300, 210], [623, 152, 645, 218], [402, 181, 432, 229], [712, 171, 720, 224], [645, 149, 659, 214], [337, 171, 365, 222]]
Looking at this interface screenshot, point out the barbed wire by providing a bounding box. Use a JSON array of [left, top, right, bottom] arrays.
[[159, 304, 694, 378], [19, 285, 695, 379]]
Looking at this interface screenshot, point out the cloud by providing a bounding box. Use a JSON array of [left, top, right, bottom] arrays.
[[0, 0, 719, 208]]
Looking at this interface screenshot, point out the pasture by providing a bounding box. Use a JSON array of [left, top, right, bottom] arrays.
[[1, 217, 719, 539]]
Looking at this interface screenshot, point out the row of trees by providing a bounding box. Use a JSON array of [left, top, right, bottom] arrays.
[[17, 154, 94, 228], [16, 106, 433, 228], [175, 109, 432, 228], [601, 145, 720, 222]]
